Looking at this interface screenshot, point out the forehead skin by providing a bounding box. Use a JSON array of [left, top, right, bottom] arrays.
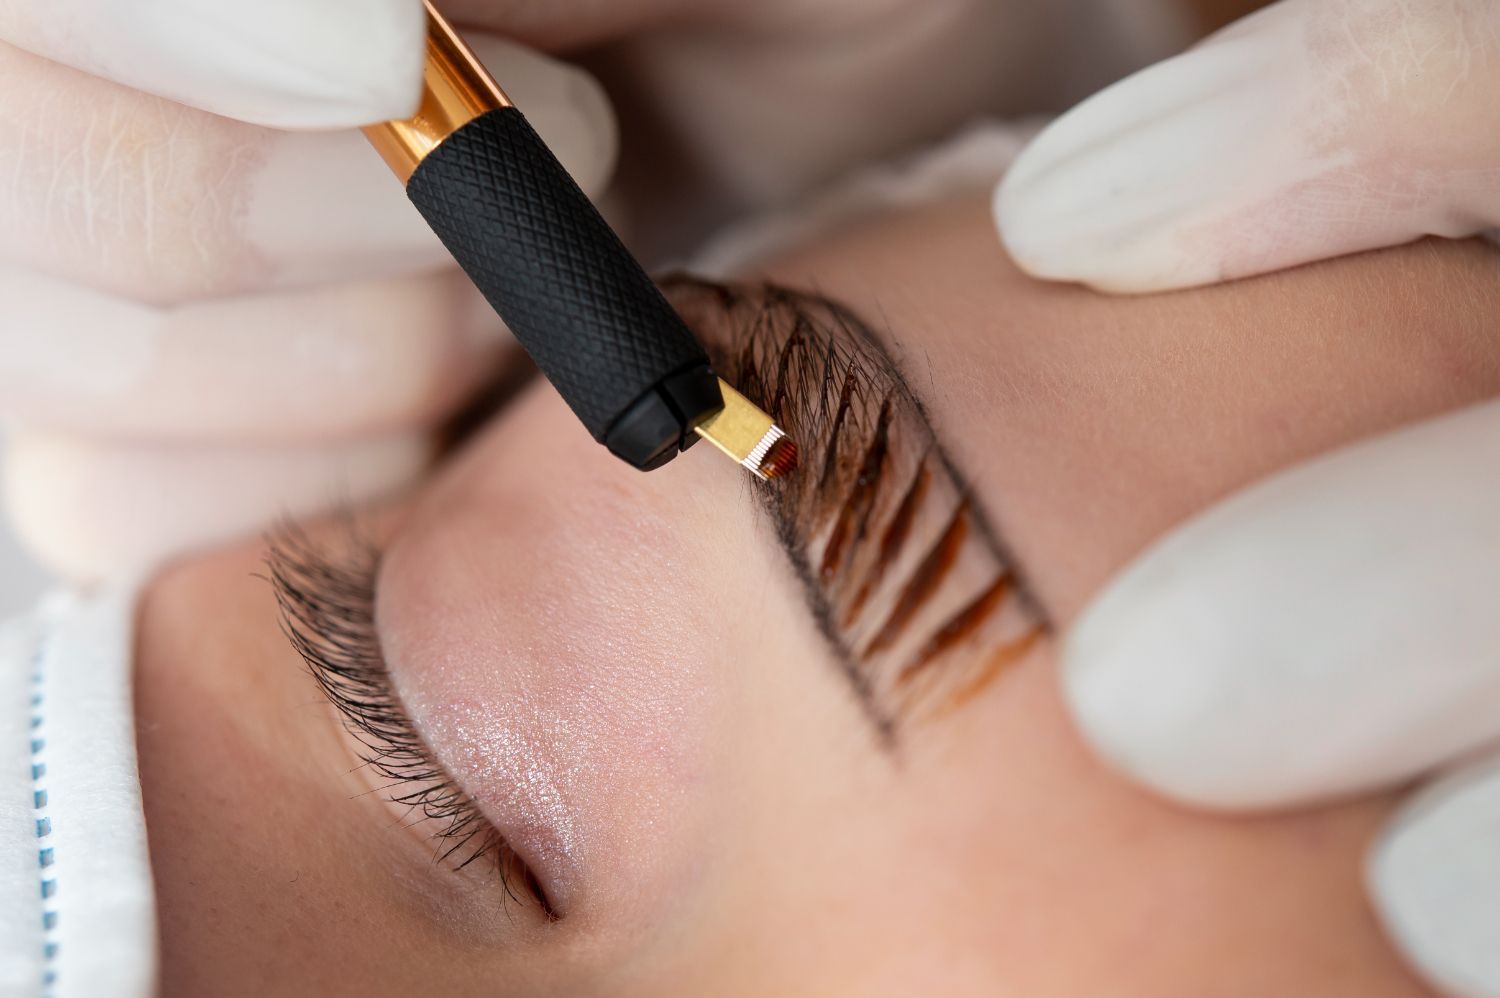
[[134, 194, 1500, 996]]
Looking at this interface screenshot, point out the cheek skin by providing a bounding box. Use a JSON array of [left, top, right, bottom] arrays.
[[377, 387, 727, 922]]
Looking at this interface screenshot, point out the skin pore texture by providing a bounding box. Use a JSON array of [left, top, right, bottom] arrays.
[[133, 192, 1500, 996]]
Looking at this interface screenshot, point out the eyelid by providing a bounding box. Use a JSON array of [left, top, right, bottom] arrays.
[[265, 523, 558, 920]]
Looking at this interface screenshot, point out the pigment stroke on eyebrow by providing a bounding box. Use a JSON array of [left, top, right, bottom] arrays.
[[842, 461, 931, 629], [862, 496, 971, 659], [664, 275, 1051, 736]]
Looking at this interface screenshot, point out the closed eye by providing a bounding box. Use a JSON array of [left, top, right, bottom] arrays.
[[266, 524, 559, 920]]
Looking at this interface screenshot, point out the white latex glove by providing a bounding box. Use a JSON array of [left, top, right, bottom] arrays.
[[0, 21, 616, 581], [993, 4, 1500, 993], [0, 0, 1177, 584]]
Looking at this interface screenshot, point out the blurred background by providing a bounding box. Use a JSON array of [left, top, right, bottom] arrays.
[[0, 440, 49, 615]]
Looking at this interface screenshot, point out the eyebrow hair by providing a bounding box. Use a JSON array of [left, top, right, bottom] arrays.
[[665, 275, 1053, 742], [817, 289, 1052, 629]]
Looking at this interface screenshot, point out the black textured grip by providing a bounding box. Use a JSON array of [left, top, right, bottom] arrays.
[[406, 107, 711, 443]]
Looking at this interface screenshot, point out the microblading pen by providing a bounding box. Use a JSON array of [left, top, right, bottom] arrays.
[[363, 1, 798, 480]]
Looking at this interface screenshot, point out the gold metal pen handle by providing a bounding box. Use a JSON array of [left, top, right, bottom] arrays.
[[362, 0, 513, 185]]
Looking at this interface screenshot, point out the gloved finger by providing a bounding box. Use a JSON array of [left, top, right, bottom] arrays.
[[0, 33, 616, 304], [1369, 751, 1500, 997], [2, 428, 429, 583], [0, 268, 503, 443], [0, 0, 718, 127], [0, 0, 424, 130], [1062, 397, 1500, 809], [996, 0, 1500, 292]]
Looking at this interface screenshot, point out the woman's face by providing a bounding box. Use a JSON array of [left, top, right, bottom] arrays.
[[134, 193, 1499, 995]]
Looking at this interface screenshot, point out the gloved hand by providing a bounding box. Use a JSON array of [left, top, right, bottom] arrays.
[[0, 6, 618, 581], [997, 2, 1500, 994], [0, 0, 1168, 583]]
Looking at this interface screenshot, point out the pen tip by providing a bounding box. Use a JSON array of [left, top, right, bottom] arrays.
[[757, 436, 799, 480]]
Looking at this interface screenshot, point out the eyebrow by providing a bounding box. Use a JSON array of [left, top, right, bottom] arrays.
[[666, 276, 1053, 742], [808, 285, 1051, 620]]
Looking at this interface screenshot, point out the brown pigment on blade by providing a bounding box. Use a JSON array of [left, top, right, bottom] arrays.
[[760, 437, 800, 479], [931, 627, 1045, 716], [896, 573, 1012, 687], [819, 399, 893, 585], [862, 499, 970, 657], [841, 463, 932, 628]]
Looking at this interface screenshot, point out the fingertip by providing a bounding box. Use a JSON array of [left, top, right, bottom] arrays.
[[3, 430, 430, 584], [993, 135, 1214, 295], [271, 0, 429, 128], [1369, 759, 1500, 998], [58, 0, 429, 129], [1061, 551, 1271, 810], [991, 130, 1093, 286], [1063, 400, 1500, 816], [556, 61, 621, 197], [998, 0, 1500, 294], [990, 4, 1314, 294], [466, 34, 619, 196], [991, 159, 1044, 275]]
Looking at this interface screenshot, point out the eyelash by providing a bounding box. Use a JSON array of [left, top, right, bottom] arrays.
[[265, 524, 557, 920]]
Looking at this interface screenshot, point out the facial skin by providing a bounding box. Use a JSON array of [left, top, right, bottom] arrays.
[[134, 193, 1500, 995]]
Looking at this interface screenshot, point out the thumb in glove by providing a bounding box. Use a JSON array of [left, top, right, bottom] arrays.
[[996, 0, 1500, 292]]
